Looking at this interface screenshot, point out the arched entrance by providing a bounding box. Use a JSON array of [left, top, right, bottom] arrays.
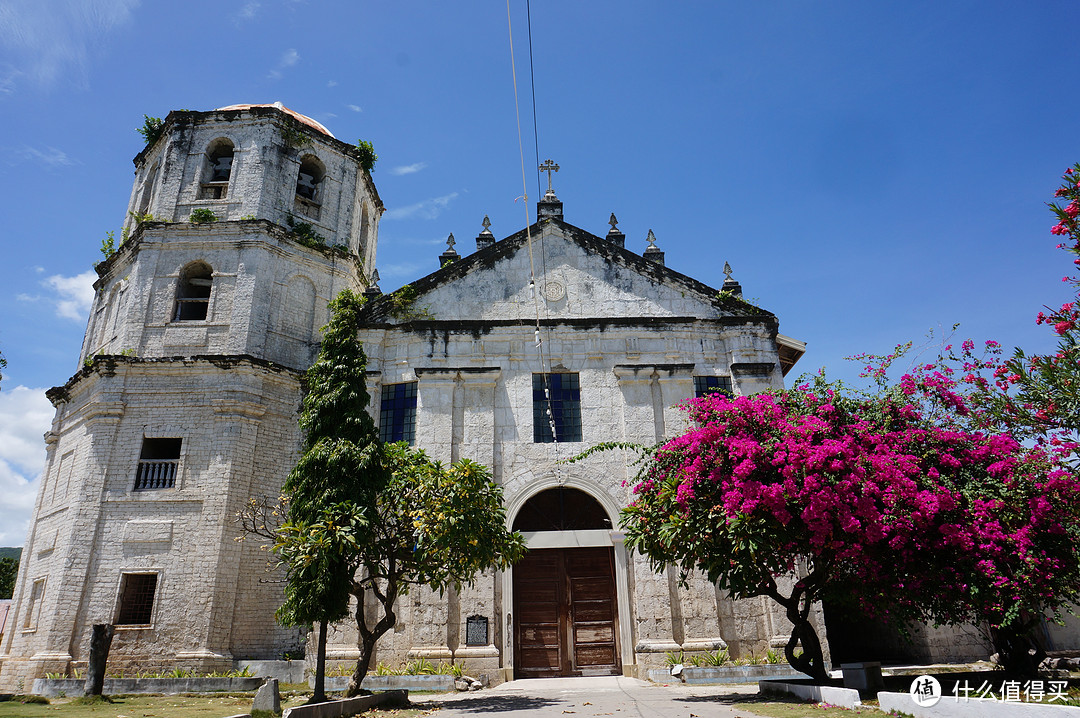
[[510, 487, 621, 678]]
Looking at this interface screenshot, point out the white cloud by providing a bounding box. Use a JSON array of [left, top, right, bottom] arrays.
[[0, 386, 53, 546], [385, 192, 459, 221], [391, 162, 427, 176], [268, 48, 300, 80], [347, 104, 362, 113], [15, 145, 74, 167], [42, 270, 96, 321], [327, 80, 338, 88], [236, 1, 260, 21], [0, 0, 140, 92]]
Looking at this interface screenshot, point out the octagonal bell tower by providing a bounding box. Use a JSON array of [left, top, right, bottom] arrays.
[[0, 104, 383, 688]]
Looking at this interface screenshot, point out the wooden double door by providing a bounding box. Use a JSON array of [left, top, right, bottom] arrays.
[[512, 547, 621, 677]]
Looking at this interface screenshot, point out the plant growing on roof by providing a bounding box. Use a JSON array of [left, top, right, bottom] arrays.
[[356, 140, 377, 173], [137, 115, 164, 148], [189, 208, 217, 224]]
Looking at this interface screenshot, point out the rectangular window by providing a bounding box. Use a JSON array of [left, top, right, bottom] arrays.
[[23, 578, 45, 630], [134, 438, 181, 490], [694, 376, 733, 398], [379, 382, 418, 444], [533, 373, 582, 443], [115, 573, 158, 625]]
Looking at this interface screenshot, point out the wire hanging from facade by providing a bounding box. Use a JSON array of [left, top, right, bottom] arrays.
[[506, 0, 563, 470]]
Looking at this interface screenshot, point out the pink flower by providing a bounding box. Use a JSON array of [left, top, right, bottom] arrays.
[[1055, 321, 1074, 335]]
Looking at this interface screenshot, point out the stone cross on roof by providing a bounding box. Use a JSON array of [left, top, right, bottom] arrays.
[[539, 159, 559, 199]]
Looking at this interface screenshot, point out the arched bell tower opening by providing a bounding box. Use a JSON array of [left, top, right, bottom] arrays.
[[505, 484, 630, 679]]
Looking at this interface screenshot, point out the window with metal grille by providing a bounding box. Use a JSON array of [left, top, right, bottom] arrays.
[[115, 573, 158, 625], [694, 375, 733, 398], [134, 438, 181, 490], [379, 382, 417, 444], [533, 373, 582, 443]]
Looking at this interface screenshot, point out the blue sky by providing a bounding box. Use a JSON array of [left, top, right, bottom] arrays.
[[0, 0, 1076, 545]]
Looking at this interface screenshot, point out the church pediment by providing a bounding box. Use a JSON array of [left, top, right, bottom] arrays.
[[360, 218, 772, 326]]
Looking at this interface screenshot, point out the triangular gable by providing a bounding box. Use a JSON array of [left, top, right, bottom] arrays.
[[360, 218, 773, 325]]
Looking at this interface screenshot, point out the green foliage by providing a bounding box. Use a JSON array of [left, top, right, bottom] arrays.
[[277, 289, 383, 628], [285, 215, 327, 249], [137, 115, 164, 148], [281, 121, 309, 149], [130, 211, 158, 225], [100, 231, 116, 260], [356, 140, 377, 172], [387, 284, 432, 321], [189, 208, 218, 224], [0, 556, 18, 599]]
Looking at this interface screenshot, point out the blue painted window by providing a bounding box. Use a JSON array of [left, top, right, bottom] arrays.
[[533, 373, 582, 443], [379, 381, 417, 444]]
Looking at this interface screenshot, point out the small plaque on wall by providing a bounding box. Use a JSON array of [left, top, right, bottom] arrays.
[[465, 614, 489, 646]]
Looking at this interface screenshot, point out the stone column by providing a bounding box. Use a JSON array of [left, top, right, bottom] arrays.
[[614, 366, 677, 669], [456, 369, 500, 468], [415, 369, 457, 465], [655, 366, 694, 441]]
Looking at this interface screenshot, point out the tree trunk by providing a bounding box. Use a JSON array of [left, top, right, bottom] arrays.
[[345, 575, 399, 697], [84, 624, 115, 696], [991, 621, 1046, 678], [764, 582, 829, 681], [310, 621, 328, 704]]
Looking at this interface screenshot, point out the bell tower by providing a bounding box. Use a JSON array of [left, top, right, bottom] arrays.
[[0, 104, 383, 688]]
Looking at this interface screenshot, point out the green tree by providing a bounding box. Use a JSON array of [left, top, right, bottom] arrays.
[[277, 444, 525, 696], [0, 557, 18, 599], [277, 288, 388, 703]]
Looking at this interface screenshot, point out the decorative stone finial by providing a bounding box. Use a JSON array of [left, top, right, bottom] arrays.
[[721, 261, 742, 297], [476, 216, 495, 251], [440, 233, 459, 267], [643, 229, 665, 265], [606, 212, 625, 248], [364, 268, 382, 296]]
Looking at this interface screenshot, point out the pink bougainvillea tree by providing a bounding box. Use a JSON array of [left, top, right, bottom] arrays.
[[622, 375, 1080, 679]]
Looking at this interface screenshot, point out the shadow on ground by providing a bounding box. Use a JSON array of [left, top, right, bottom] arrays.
[[425, 695, 561, 713]]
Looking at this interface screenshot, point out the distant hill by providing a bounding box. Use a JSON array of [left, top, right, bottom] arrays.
[[0, 547, 22, 560]]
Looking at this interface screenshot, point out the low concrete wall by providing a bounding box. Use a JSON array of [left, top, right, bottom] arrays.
[[282, 690, 407, 718], [758, 679, 862, 708], [31, 676, 263, 697], [878, 691, 1080, 717], [684, 665, 812, 684], [317, 675, 454, 693], [239, 660, 307, 684]]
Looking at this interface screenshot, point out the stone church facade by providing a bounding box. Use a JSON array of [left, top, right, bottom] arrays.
[[0, 103, 993, 690]]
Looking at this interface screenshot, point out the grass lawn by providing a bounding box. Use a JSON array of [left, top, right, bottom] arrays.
[[733, 696, 904, 717], [0, 693, 308, 718], [0, 695, 439, 718]]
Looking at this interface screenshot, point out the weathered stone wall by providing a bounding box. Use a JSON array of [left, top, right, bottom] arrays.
[[0, 358, 307, 690]]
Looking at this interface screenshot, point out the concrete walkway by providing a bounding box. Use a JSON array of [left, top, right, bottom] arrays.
[[412, 676, 762, 718]]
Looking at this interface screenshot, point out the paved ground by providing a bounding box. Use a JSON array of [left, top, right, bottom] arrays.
[[412, 676, 764, 718]]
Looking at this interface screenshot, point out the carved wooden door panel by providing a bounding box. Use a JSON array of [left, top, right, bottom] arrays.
[[513, 547, 620, 678]]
